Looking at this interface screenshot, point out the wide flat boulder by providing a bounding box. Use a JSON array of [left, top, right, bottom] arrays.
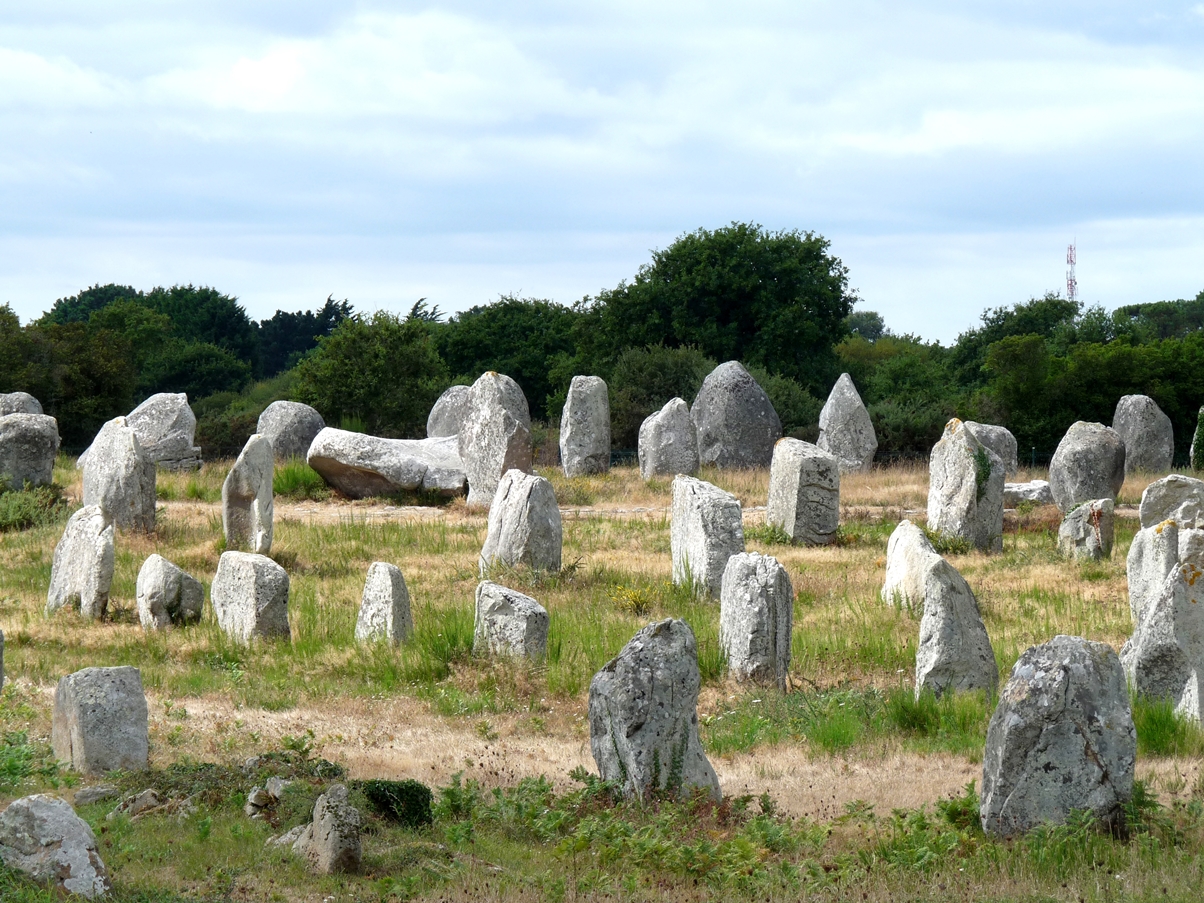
[[307, 428, 466, 498]]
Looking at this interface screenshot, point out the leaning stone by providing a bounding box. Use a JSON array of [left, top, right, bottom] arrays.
[[817, 373, 877, 473], [881, 520, 933, 610], [1139, 474, 1204, 528], [638, 397, 699, 480], [560, 376, 611, 477], [1121, 563, 1204, 711], [479, 470, 562, 574], [0, 795, 111, 898], [354, 562, 413, 645], [256, 401, 325, 461], [719, 553, 793, 689], [1003, 480, 1054, 508], [223, 434, 274, 554], [473, 582, 549, 660], [427, 385, 472, 438], [81, 417, 156, 532], [458, 372, 533, 508], [927, 418, 1004, 553], [671, 475, 745, 599], [293, 784, 361, 875], [765, 438, 839, 545], [0, 413, 60, 489], [136, 554, 203, 631], [588, 618, 720, 801], [0, 391, 42, 416], [980, 635, 1135, 837], [1057, 499, 1115, 561], [1048, 421, 1126, 514], [964, 422, 1019, 476], [307, 428, 465, 497], [914, 556, 997, 701], [124, 392, 201, 470], [1113, 394, 1174, 476], [210, 552, 291, 644], [1128, 520, 1181, 624], [52, 666, 148, 774], [690, 362, 781, 469], [46, 506, 114, 621]]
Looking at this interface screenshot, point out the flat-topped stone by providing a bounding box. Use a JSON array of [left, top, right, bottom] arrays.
[[766, 438, 839, 545], [1004, 480, 1054, 508], [560, 375, 610, 477], [52, 666, 148, 774], [1057, 499, 1114, 561], [0, 413, 59, 490], [473, 582, 549, 660], [307, 428, 466, 498], [719, 552, 793, 688], [210, 552, 291, 644], [927, 418, 1004, 553]]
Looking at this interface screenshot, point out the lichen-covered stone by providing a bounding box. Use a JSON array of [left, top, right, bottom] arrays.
[[690, 362, 781, 469], [1128, 520, 1183, 624], [671, 476, 744, 599], [52, 666, 148, 774], [427, 385, 472, 438], [459, 372, 533, 507], [0, 413, 59, 489], [927, 418, 1004, 553], [307, 428, 465, 498], [1113, 394, 1174, 476], [136, 554, 203, 631], [0, 391, 42, 416], [1004, 480, 1054, 508], [0, 795, 111, 898], [964, 422, 1019, 476], [1048, 421, 1126, 514], [46, 506, 114, 621], [817, 373, 877, 473], [354, 563, 412, 645], [560, 376, 610, 477], [257, 401, 325, 461], [766, 438, 839, 545], [124, 392, 201, 470], [638, 398, 699, 480], [1139, 474, 1204, 529], [479, 470, 562, 574], [223, 434, 274, 554], [292, 784, 361, 875], [210, 552, 290, 644], [473, 582, 549, 660], [719, 553, 793, 688], [1057, 499, 1114, 561], [1121, 562, 1204, 714], [81, 417, 156, 532]]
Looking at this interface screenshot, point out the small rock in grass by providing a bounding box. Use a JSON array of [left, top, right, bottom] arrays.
[[473, 582, 549, 660], [0, 794, 111, 898], [1057, 499, 1114, 561], [136, 554, 203, 631], [355, 562, 413, 645], [52, 666, 148, 775]]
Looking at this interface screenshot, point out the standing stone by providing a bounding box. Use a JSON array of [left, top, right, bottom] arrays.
[[690, 362, 781, 469], [81, 417, 156, 532], [1128, 520, 1183, 624], [256, 401, 325, 461], [307, 428, 465, 497], [638, 398, 699, 480], [881, 520, 933, 610], [719, 553, 793, 689], [1121, 563, 1204, 714], [124, 392, 201, 470], [135, 554, 203, 631], [292, 784, 361, 875], [914, 557, 997, 701], [1003, 480, 1054, 508], [52, 666, 149, 774], [588, 618, 720, 801], [766, 438, 839, 545], [0, 391, 43, 416], [560, 376, 611, 477], [479, 470, 562, 574], [817, 373, 877, 473], [210, 552, 290, 644], [1048, 421, 1126, 514], [222, 434, 274, 554], [1192, 406, 1204, 471], [980, 636, 1135, 838], [46, 506, 114, 621], [1057, 499, 1115, 561], [671, 476, 745, 599], [0, 795, 111, 898], [458, 372, 533, 508], [473, 582, 549, 660], [427, 385, 472, 438], [354, 563, 413, 645], [963, 422, 1019, 476], [1139, 474, 1204, 528], [0, 414, 60, 489], [1113, 394, 1174, 476], [927, 418, 1004, 553]]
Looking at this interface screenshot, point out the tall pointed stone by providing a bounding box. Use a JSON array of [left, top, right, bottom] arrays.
[[1113, 394, 1173, 476], [817, 373, 876, 473], [690, 362, 781, 469]]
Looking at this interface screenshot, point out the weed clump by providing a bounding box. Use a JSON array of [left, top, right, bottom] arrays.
[[0, 483, 67, 532]]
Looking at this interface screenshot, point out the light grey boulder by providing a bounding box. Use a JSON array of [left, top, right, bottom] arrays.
[[0, 391, 43, 416], [817, 373, 877, 473], [479, 469, 562, 574], [927, 418, 1004, 553], [73, 785, 120, 807], [1004, 480, 1054, 508], [1113, 394, 1174, 476], [1057, 499, 1114, 561], [1139, 474, 1204, 528], [81, 417, 156, 532], [427, 385, 472, 438], [52, 666, 148, 774], [459, 372, 533, 508], [0, 795, 110, 898], [222, 433, 274, 554], [638, 397, 699, 480], [46, 506, 114, 621], [354, 562, 412, 645], [881, 520, 933, 610], [766, 438, 839, 545], [256, 401, 325, 461], [719, 552, 793, 689], [560, 375, 610, 477], [473, 582, 549, 660], [210, 551, 290, 644], [690, 361, 781, 469], [1128, 520, 1182, 624], [588, 618, 720, 801], [964, 422, 1019, 476], [135, 554, 203, 631], [671, 475, 744, 599], [1048, 421, 1126, 514], [123, 392, 201, 470], [914, 555, 997, 701], [1121, 563, 1204, 714], [0, 413, 59, 489], [980, 636, 1135, 837], [306, 428, 466, 498], [292, 783, 361, 875]]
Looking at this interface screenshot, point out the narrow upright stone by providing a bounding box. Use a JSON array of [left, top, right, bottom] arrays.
[[355, 563, 412, 645], [766, 438, 839, 545], [81, 416, 156, 532], [479, 469, 562, 574], [473, 582, 549, 660], [560, 375, 610, 477], [1121, 562, 1204, 715], [136, 554, 203, 631], [292, 784, 361, 875], [458, 372, 533, 508], [638, 397, 699, 480], [927, 418, 1004, 553], [1057, 499, 1115, 561], [671, 475, 744, 599], [1128, 520, 1184, 624], [1113, 394, 1174, 476], [46, 506, 114, 621], [210, 552, 291, 644], [222, 433, 274, 554], [52, 666, 149, 774], [719, 553, 793, 689], [817, 373, 877, 473]]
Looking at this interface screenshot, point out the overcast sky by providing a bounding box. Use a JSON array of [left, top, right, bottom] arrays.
[[2, 2, 1202, 342]]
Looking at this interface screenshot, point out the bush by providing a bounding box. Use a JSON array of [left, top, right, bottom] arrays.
[[356, 778, 434, 828], [0, 484, 68, 532], [608, 344, 716, 449], [746, 366, 822, 438]]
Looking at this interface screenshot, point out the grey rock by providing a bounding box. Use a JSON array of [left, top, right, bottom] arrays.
[[458, 372, 533, 508], [135, 554, 203, 631], [293, 783, 361, 875], [638, 397, 699, 480], [0, 413, 60, 489], [427, 385, 472, 438], [266, 824, 307, 849], [927, 418, 1004, 553], [245, 786, 272, 818], [354, 562, 413, 645], [52, 666, 148, 775], [964, 422, 1019, 476], [265, 776, 292, 799], [1048, 421, 1126, 514], [691, 362, 781, 469], [124, 392, 201, 470], [765, 438, 839, 545], [1113, 394, 1174, 476], [1139, 474, 1204, 528], [914, 553, 997, 701], [0, 795, 111, 898], [0, 391, 43, 416], [817, 373, 877, 473], [560, 376, 611, 477], [81, 417, 156, 532], [1127, 520, 1181, 624], [719, 553, 793, 689], [222, 434, 274, 554], [479, 469, 562, 574], [108, 789, 163, 821], [588, 618, 720, 800], [1004, 480, 1054, 508], [1057, 499, 1115, 561], [980, 636, 1135, 837], [256, 401, 325, 461], [210, 552, 291, 645], [307, 428, 466, 498], [473, 582, 549, 660], [46, 506, 114, 621], [1121, 563, 1204, 712], [671, 475, 745, 599], [1193, 406, 1204, 470], [881, 520, 933, 610], [73, 784, 120, 807]]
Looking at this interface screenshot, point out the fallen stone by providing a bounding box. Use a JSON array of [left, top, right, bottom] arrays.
[[927, 418, 1004, 553], [765, 438, 839, 545], [560, 375, 611, 477], [638, 397, 699, 480], [1139, 474, 1204, 528], [690, 361, 781, 469], [108, 789, 163, 821], [473, 582, 549, 660], [1128, 520, 1182, 624], [293, 783, 361, 875], [671, 475, 745, 599], [817, 373, 877, 473], [0, 413, 60, 489], [719, 553, 793, 688], [267, 825, 307, 849], [73, 785, 120, 807], [124, 392, 201, 470], [1057, 499, 1115, 561], [223, 433, 274, 554], [257, 401, 325, 461], [52, 666, 149, 774], [355, 562, 413, 645], [307, 428, 466, 498], [46, 506, 114, 621], [1113, 394, 1174, 476], [459, 372, 533, 508], [427, 385, 472, 438], [136, 554, 203, 631], [1003, 480, 1054, 508], [479, 470, 562, 574], [1121, 562, 1204, 712], [963, 422, 1019, 476], [0, 391, 42, 416], [81, 416, 156, 532], [210, 551, 291, 644], [1048, 421, 1126, 514], [0, 795, 111, 898]]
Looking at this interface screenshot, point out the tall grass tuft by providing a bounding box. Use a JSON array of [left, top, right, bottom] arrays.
[[273, 458, 330, 501], [1132, 695, 1204, 757]]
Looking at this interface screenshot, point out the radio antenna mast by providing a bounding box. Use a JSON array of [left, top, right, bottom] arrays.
[[1066, 241, 1077, 303]]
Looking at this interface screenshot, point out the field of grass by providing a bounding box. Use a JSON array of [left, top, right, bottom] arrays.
[[1, 457, 1203, 901]]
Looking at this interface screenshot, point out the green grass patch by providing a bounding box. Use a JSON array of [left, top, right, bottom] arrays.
[[0, 484, 68, 532], [272, 457, 330, 500], [1133, 695, 1204, 757]]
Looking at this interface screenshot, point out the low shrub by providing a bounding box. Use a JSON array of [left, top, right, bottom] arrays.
[[0, 484, 68, 532], [356, 778, 434, 829]]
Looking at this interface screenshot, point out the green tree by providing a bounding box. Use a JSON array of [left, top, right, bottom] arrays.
[[40, 284, 143, 324], [606, 345, 716, 449], [845, 310, 886, 342], [950, 293, 1079, 387], [257, 296, 353, 377]]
